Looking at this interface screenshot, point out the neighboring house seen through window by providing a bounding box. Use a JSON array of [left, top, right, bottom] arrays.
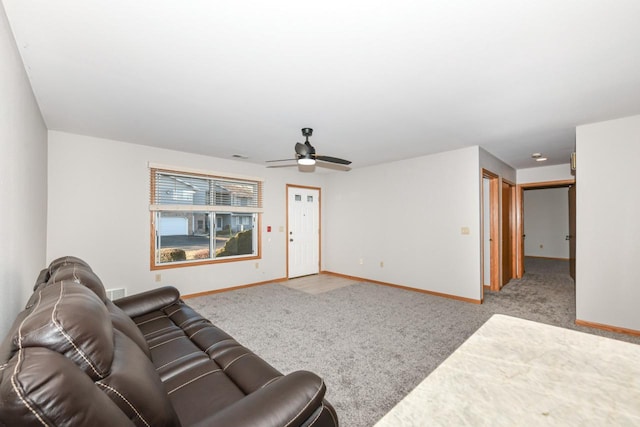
[[149, 165, 263, 269]]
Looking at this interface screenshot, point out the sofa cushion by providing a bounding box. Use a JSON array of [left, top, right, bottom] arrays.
[[97, 329, 180, 426], [129, 299, 293, 426], [48, 263, 108, 302], [132, 302, 218, 381], [0, 348, 138, 426], [43, 264, 152, 357], [106, 300, 152, 358], [115, 286, 180, 318], [48, 255, 91, 275], [163, 358, 247, 425], [15, 281, 113, 380]]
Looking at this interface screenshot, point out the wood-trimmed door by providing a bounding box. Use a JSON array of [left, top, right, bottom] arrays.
[[482, 170, 500, 292], [287, 185, 321, 278], [482, 171, 517, 293], [501, 180, 516, 287], [568, 184, 576, 280]]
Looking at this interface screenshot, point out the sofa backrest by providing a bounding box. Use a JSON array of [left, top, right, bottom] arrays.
[[0, 259, 180, 426]]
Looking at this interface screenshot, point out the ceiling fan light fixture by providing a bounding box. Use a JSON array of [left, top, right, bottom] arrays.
[[298, 155, 316, 166]]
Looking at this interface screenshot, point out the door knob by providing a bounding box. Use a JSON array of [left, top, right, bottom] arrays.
[[289, 238, 294, 242]]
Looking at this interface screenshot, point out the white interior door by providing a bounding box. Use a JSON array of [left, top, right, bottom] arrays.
[[287, 186, 320, 278]]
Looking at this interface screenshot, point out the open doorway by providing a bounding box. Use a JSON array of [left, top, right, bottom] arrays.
[[516, 179, 575, 277]]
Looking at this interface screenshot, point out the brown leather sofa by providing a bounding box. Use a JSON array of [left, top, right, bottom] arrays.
[[0, 256, 338, 426]]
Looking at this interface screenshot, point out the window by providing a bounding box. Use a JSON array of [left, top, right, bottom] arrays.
[[149, 165, 263, 269]]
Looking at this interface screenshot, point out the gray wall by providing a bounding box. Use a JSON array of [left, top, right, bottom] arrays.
[[576, 114, 640, 331], [0, 4, 48, 336], [524, 187, 569, 259]]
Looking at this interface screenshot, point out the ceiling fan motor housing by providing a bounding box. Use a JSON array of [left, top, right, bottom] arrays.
[[301, 128, 313, 137]]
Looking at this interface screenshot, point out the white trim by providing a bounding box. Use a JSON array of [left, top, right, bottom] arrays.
[[149, 204, 263, 213], [148, 162, 264, 182]]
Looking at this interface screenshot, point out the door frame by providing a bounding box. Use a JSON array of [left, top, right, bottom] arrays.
[[286, 184, 322, 278], [481, 170, 501, 294], [515, 179, 576, 277], [501, 179, 517, 289], [481, 170, 518, 298]]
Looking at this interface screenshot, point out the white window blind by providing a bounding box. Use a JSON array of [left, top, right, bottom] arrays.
[[150, 168, 263, 213]]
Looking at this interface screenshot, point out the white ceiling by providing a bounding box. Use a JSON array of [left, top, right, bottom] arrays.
[[4, 0, 640, 170]]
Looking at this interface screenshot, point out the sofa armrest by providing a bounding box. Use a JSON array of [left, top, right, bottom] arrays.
[[113, 286, 180, 318], [192, 371, 332, 427]]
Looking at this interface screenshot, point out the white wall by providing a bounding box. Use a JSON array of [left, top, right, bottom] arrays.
[[47, 131, 325, 297], [479, 147, 517, 183], [49, 138, 507, 304], [323, 146, 483, 301], [0, 4, 48, 336], [523, 188, 569, 259], [517, 163, 573, 184], [576, 114, 640, 331]]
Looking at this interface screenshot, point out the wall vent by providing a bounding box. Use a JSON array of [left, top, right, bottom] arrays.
[[106, 288, 126, 301]]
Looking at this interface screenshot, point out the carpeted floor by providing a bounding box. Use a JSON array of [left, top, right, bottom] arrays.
[[187, 258, 640, 427]]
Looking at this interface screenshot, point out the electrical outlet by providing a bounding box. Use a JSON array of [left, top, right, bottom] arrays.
[[461, 227, 470, 235], [255, 262, 259, 269], [539, 244, 543, 249], [380, 261, 384, 268], [359, 258, 364, 265], [155, 274, 161, 282]]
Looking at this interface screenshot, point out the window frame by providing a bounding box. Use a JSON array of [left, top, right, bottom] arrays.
[[149, 164, 263, 270]]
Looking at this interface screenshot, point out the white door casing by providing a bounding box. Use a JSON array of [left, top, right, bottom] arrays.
[[287, 186, 320, 278]]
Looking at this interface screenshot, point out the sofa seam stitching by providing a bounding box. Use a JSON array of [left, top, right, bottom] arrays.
[[148, 335, 188, 350], [96, 382, 150, 427], [306, 404, 323, 426], [155, 351, 204, 370], [135, 315, 168, 326], [167, 369, 221, 394], [283, 380, 324, 427], [51, 282, 106, 379], [222, 352, 250, 371], [10, 291, 49, 427]]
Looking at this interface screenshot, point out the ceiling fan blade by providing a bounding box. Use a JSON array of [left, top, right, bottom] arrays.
[[315, 155, 352, 165], [316, 161, 351, 171], [266, 164, 299, 168], [266, 158, 297, 163], [306, 141, 316, 154], [295, 142, 309, 156]]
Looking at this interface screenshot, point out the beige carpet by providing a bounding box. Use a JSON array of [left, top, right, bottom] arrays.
[[188, 258, 640, 427]]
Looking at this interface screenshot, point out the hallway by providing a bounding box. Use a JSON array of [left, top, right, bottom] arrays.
[[484, 257, 640, 345]]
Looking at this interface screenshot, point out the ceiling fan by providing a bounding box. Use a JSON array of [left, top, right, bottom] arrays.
[[266, 128, 352, 169]]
